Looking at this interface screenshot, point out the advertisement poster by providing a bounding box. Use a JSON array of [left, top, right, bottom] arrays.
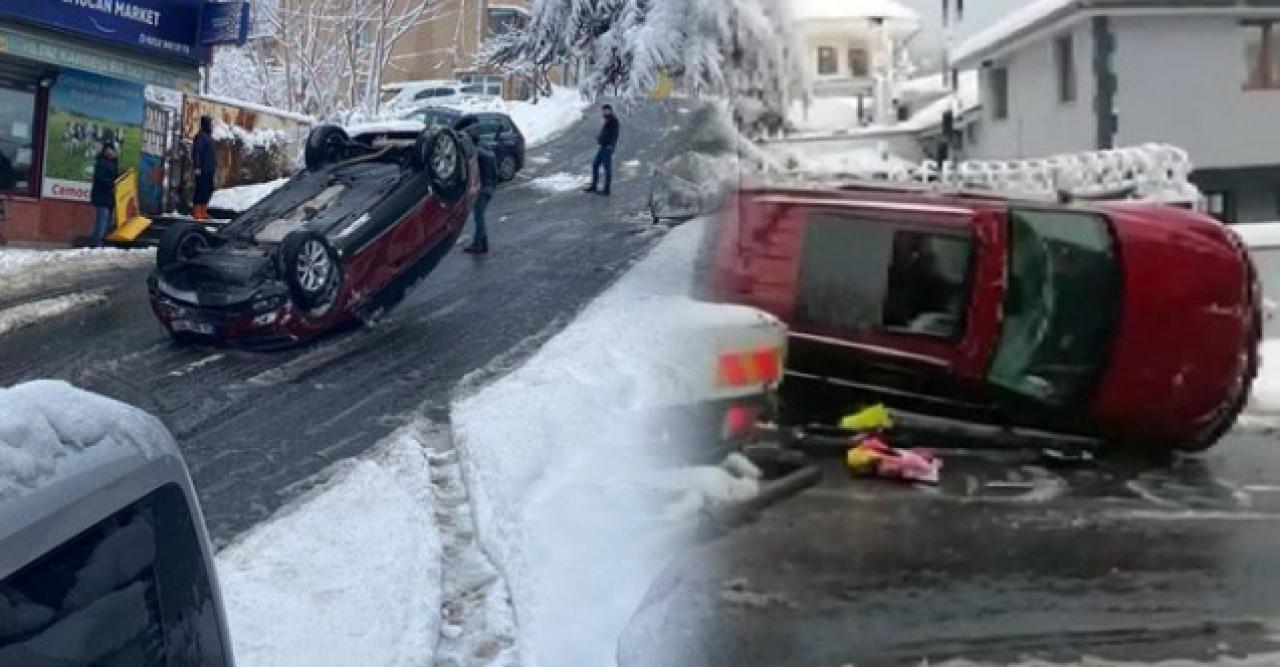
[[42, 70, 145, 202]]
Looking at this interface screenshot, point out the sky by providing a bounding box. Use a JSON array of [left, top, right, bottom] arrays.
[[895, 0, 1027, 52]]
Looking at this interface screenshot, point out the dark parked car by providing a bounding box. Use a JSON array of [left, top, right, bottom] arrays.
[[704, 183, 1261, 452], [401, 107, 526, 181], [148, 123, 478, 346], [0, 381, 233, 666]]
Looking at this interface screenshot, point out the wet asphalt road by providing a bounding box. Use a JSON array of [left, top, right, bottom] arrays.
[[0, 99, 693, 545], [626, 426, 1280, 666]]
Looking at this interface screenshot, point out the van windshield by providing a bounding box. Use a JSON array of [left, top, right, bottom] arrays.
[[987, 208, 1121, 405]]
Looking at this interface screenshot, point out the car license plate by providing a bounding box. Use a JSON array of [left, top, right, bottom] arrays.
[[171, 320, 216, 335]]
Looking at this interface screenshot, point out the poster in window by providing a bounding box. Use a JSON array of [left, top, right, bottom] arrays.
[[42, 70, 146, 202]]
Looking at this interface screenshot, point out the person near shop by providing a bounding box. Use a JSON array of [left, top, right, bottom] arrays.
[[583, 104, 620, 196], [89, 141, 118, 248], [462, 123, 499, 255], [191, 115, 216, 220]]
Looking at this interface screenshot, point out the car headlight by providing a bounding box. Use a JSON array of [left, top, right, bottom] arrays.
[[252, 294, 287, 313]]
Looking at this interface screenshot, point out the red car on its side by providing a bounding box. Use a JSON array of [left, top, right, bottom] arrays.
[[704, 183, 1261, 452]]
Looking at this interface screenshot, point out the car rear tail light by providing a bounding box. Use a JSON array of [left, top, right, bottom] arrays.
[[716, 347, 782, 388], [722, 403, 762, 441]]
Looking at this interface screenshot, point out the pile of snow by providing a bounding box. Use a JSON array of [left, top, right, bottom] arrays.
[[0, 246, 151, 279], [506, 86, 589, 147], [1249, 340, 1280, 415], [212, 122, 291, 150], [218, 425, 444, 667], [0, 291, 107, 337], [528, 172, 591, 192], [453, 219, 757, 667], [209, 178, 289, 213], [0, 380, 172, 504], [199, 93, 316, 125], [783, 142, 917, 177]]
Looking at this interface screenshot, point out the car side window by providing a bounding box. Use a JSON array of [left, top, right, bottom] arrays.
[[0, 484, 230, 667], [882, 231, 973, 339], [796, 212, 973, 339]]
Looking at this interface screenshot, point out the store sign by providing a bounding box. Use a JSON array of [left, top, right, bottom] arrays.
[[0, 0, 207, 64], [42, 70, 147, 202], [200, 1, 249, 46], [0, 26, 196, 90]]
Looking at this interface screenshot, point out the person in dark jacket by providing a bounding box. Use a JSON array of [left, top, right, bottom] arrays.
[[191, 115, 216, 220], [89, 142, 118, 248], [463, 124, 500, 254], [584, 104, 620, 196]]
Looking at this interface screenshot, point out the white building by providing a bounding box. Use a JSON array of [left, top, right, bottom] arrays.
[[950, 0, 1280, 224], [792, 0, 921, 100]]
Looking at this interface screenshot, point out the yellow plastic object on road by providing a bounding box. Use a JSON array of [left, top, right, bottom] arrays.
[[839, 404, 893, 432], [106, 170, 152, 243], [649, 72, 673, 100]]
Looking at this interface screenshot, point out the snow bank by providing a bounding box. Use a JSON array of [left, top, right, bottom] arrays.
[[528, 172, 590, 192], [506, 86, 589, 148], [0, 380, 172, 504], [218, 425, 444, 667], [0, 247, 151, 280], [209, 178, 289, 213], [0, 291, 107, 337], [1249, 340, 1280, 415], [453, 219, 745, 667]]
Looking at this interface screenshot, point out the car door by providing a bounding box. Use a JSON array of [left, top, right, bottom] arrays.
[[784, 202, 1004, 413]]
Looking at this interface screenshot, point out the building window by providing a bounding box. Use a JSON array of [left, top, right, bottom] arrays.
[[990, 66, 1009, 120], [817, 46, 838, 76], [0, 85, 38, 196], [488, 7, 529, 36], [849, 47, 870, 77], [1244, 20, 1280, 90], [1055, 35, 1077, 102], [1205, 191, 1235, 223]]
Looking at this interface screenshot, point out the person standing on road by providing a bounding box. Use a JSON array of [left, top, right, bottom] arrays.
[[584, 104, 620, 196], [464, 125, 499, 255], [89, 141, 118, 248], [191, 115, 217, 220]]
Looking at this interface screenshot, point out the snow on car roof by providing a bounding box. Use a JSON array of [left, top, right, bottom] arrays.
[[0, 381, 176, 506]]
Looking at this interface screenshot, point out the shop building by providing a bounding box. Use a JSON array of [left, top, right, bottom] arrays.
[[0, 1, 212, 245]]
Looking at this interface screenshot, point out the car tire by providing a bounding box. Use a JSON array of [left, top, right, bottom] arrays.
[[157, 221, 215, 270], [304, 125, 350, 171], [498, 154, 518, 181], [279, 230, 343, 312], [423, 129, 468, 203]]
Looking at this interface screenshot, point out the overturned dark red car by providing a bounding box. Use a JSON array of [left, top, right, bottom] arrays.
[[705, 183, 1262, 452], [149, 123, 478, 346]]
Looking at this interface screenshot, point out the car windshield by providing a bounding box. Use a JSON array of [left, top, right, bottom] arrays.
[[987, 208, 1122, 405]]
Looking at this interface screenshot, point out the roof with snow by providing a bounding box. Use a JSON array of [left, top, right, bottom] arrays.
[[951, 0, 1276, 67], [791, 0, 919, 23]]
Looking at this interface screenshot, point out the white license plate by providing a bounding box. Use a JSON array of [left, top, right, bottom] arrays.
[[171, 320, 216, 335]]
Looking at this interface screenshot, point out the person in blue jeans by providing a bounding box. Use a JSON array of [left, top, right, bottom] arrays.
[[584, 104, 620, 196], [463, 125, 499, 254], [89, 141, 118, 248]]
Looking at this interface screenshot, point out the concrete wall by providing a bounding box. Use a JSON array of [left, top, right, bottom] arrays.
[[966, 21, 1096, 160], [1112, 14, 1280, 171]]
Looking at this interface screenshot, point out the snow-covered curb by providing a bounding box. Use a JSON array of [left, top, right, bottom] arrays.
[[0, 292, 108, 337], [217, 424, 444, 667], [452, 219, 753, 667], [507, 86, 589, 148], [0, 247, 152, 280]]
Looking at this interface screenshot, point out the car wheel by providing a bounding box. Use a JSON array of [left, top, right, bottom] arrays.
[[498, 155, 518, 181], [279, 231, 343, 312], [424, 129, 468, 203], [304, 125, 350, 171], [157, 221, 215, 270]]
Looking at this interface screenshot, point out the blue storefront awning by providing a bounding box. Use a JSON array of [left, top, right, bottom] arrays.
[[0, 1, 216, 66]]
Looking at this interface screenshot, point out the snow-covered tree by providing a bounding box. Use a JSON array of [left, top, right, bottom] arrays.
[[485, 0, 804, 134], [208, 0, 439, 120]]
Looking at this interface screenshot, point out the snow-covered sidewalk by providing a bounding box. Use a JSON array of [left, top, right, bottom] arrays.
[[0, 247, 152, 336]]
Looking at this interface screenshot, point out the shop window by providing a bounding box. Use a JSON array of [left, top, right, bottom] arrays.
[[849, 48, 870, 77], [1244, 20, 1280, 90], [817, 47, 838, 76], [0, 86, 38, 195]]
